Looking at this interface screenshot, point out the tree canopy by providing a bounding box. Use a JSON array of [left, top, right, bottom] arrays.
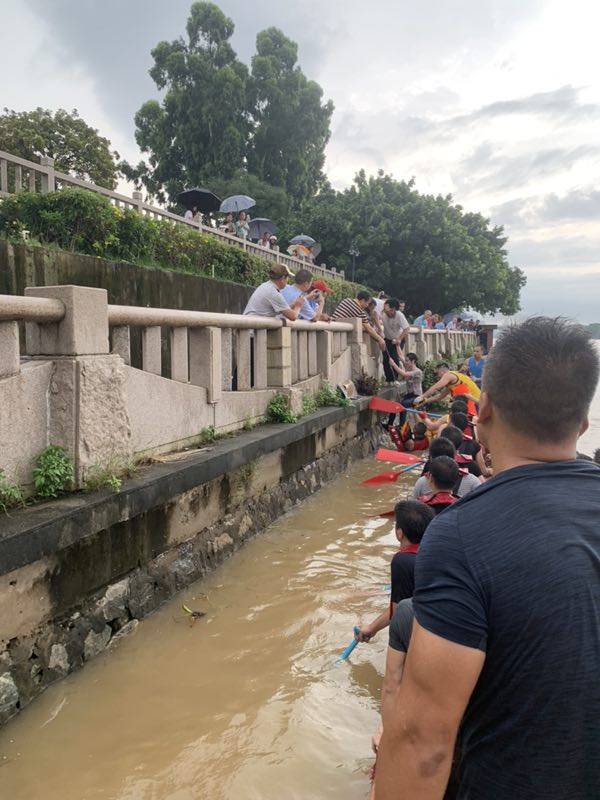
[[292, 171, 525, 316], [122, 2, 333, 207], [0, 107, 119, 189]]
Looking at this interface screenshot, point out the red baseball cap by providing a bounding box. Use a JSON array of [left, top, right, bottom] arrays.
[[312, 279, 333, 293]]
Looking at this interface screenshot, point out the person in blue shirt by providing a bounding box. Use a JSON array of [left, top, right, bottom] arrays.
[[462, 344, 486, 386], [280, 269, 324, 321], [375, 317, 600, 800], [413, 309, 432, 328]]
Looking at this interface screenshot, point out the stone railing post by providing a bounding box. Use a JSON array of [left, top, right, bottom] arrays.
[[0, 321, 20, 379], [23, 285, 130, 487], [350, 318, 367, 380], [316, 329, 332, 381], [415, 328, 427, 364], [189, 326, 222, 403], [267, 326, 292, 387], [40, 156, 55, 192], [132, 190, 144, 215]]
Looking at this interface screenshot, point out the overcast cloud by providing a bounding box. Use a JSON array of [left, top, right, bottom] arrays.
[[3, 0, 600, 321]]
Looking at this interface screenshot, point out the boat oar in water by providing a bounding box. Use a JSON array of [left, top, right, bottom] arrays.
[[369, 396, 443, 419], [339, 626, 361, 661], [361, 461, 423, 485], [375, 449, 425, 466]]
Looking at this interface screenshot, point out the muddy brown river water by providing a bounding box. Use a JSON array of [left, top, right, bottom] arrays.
[[0, 460, 408, 800]]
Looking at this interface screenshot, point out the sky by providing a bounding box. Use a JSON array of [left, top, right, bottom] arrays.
[[2, 0, 600, 322]]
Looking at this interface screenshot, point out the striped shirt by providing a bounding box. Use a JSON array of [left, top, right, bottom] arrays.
[[331, 298, 368, 322]]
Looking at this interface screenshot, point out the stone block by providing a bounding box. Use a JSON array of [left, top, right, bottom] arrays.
[[317, 330, 332, 380], [142, 326, 161, 375], [25, 285, 109, 356], [111, 325, 131, 365], [308, 331, 318, 376], [0, 321, 20, 378], [0, 672, 19, 721], [253, 329, 268, 389], [170, 327, 189, 383], [235, 329, 251, 390], [83, 626, 111, 661], [48, 644, 69, 674], [190, 326, 222, 403]]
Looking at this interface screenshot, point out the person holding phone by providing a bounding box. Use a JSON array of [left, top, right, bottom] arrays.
[[281, 269, 327, 321]]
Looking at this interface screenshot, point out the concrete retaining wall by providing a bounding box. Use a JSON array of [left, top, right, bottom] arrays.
[[0, 398, 384, 727]]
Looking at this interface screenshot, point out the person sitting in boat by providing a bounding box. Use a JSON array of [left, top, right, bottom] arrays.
[[369, 599, 461, 800], [355, 501, 435, 643], [415, 362, 480, 416], [413, 437, 480, 499], [448, 412, 490, 478], [417, 456, 460, 515], [419, 398, 469, 438], [388, 420, 429, 452]]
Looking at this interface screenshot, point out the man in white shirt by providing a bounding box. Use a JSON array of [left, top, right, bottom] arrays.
[[243, 264, 305, 320], [382, 298, 410, 383]]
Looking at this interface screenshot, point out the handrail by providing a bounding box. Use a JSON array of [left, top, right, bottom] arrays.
[[0, 149, 48, 172], [0, 294, 65, 322], [107, 304, 282, 330], [286, 319, 353, 332]]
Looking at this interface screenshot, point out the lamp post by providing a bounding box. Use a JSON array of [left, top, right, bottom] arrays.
[[349, 246, 360, 283]]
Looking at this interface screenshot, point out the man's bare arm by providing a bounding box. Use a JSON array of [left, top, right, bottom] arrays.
[[375, 621, 485, 800], [381, 648, 406, 728]]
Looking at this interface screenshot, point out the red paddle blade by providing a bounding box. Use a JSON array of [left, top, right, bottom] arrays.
[[379, 509, 395, 518], [369, 397, 405, 414], [376, 448, 423, 465], [362, 470, 400, 486]]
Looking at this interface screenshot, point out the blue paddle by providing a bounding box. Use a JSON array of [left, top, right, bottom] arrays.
[[406, 408, 444, 419], [339, 626, 361, 661]]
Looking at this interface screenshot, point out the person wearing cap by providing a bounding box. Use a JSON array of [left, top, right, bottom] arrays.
[[281, 269, 325, 321], [310, 279, 333, 322], [243, 264, 305, 320]]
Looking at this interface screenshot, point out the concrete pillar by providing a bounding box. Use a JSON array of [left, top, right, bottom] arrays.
[[253, 329, 267, 389], [111, 325, 131, 365], [170, 327, 189, 383], [221, 328, 232, 390], [267, 326, 292, 387], [317, 330, 332, 381], [25, 285, 109, 356], [0, 321, 20, 378], [0, 159, 8, 194], [236, 329, 251, 390], [290, 330, 299, 383], [349, 318, 363, 344], [189, 326, 222, 403], [40, 155, 55, 192], [142, 326, 161, 375], [415, 329, 427, 364], [14, 164, 22, 194], [132, 190, 144, 215], [298, 330, 309, 380], [308, 331, 318, 376]]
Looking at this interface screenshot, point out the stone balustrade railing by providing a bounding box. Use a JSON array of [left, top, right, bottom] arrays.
[[0, 149, 345, 282]]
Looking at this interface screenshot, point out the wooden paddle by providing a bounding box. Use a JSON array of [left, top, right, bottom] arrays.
[[375, 449, 425, 465], [361, 461, 424, 485], [369, 397, 405, 414]]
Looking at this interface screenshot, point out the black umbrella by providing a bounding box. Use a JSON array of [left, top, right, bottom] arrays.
[[248, 218, 278, 240], [177, 187, 222, 213]]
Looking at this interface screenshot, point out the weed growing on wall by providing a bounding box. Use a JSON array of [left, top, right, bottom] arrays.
[[0, 469, 25, 513], [266, 393, 297, 424], [301, 393, 318, 416], [84, 455, 138, 493], [315, 382, 351, 408], [32, 445, 74, 499]]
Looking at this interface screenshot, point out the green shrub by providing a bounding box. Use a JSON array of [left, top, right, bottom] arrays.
[[315, 382, 351, 408], [33, 445, 74, 499], [266, 393, 297, 424], [199, 426, 218, 443], [301, 393, 318, 416], [0, 190, 367, 298], [0, 469, 25, 513], [84, 455, 137, 493]]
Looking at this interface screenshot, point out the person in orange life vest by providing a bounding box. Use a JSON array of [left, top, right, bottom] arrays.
[[415, 362, 480, 417], [389, 420, 429, 452], [449, 412, 491, 478], [355, 501, 435, 643], [418, 456, 460, 515]]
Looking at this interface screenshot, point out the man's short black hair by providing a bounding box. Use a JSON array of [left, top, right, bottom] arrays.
[[428, 436, 456, 459], [483, 317, 599, 442], [406, 352, 419, 364], [429, 456, 459, 490], [413, 421, 427, 438], [450, 411, 469, 432], [450, 399, 468, 414], [394, 499, 435, 544], [357, 290, 372, 302], [436, 361, 450, 370], [439, 425, 463, 449], [385, 297, 400, 310], [294, 268, 313, 284]]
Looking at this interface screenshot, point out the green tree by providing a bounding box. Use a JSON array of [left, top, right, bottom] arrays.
[[294, 171, 525, 316], [247, 27, 334, 206], [0, 107, 119, 189], [122, 2, 249, 203]]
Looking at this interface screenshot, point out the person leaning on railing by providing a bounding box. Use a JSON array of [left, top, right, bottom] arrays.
[[331, 291, 385, 351], [280, 269, 326, 322], [243, 263, 305, 320]]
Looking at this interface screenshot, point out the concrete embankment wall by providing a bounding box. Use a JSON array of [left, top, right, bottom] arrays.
[[0, 239, 253, 315], [0, 398, 383, 727]]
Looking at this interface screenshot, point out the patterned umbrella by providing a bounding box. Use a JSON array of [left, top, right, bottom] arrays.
[[219, 195, 256, 213]]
